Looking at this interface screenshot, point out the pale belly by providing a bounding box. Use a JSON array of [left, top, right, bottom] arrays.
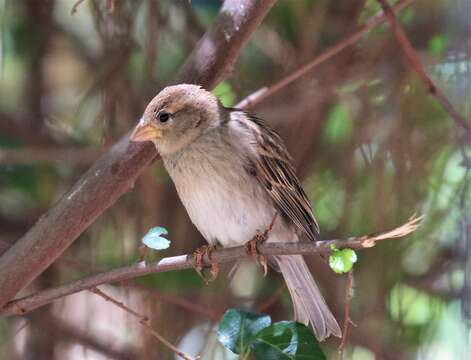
[[174, 171, 276, 247], [163, 146, 278, 247]]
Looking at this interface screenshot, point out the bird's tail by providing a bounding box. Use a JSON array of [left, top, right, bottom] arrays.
[[274, 255, 341, 341]]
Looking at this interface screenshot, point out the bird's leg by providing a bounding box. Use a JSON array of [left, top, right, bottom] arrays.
[[193, 244, 220, 284], [245, 214, 278, 276]]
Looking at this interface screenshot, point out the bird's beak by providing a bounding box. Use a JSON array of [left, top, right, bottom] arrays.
[[130, 121, 162, 142]]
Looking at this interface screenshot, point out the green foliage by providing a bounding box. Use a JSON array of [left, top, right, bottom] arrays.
[[213, 81, 236, 107], [142, 226, 171, 250], [217, 309, 271, 355], [307, 170, 346, 232], [329, 245, 357, 274], [428, 35, 447, 56], [217, 309, 325, 360], [389, 284, 443, 326], [251, 322, 326, 360], [322, 103, 353, 144]]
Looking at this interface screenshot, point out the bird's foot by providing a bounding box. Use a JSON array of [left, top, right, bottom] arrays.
[[193, 244, 220, 284], [245, 214, 278, 277], [245, 231, 269, 276]]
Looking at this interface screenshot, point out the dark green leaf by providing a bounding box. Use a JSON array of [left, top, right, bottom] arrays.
[[217, 309, 271, 355], [251, 321, 325, 360]]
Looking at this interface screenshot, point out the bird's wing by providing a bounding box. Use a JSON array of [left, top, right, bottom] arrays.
[[240, 113, 320, 241]]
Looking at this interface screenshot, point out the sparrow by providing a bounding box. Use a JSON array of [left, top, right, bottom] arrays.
[[130, 84, 341, 340]]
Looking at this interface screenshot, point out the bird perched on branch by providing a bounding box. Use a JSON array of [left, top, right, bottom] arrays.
[[130, 84, 341, 340]]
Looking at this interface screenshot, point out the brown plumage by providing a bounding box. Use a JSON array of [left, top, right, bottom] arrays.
[[241, 115, 320, 241]]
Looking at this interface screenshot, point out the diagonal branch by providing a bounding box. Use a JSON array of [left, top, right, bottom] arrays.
[[236, 0, 414, 109], [0, 147, 99, 165], [0, 0, 276, 309], [376, 0, 471, 136], [0, 216, 421, 317], [89, 287, 195, 360]]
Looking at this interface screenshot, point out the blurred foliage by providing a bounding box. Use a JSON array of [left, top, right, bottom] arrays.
[[0, 0, 470, 359]]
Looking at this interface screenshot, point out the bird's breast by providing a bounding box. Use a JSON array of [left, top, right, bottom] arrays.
[[162, 141, 276, 247]]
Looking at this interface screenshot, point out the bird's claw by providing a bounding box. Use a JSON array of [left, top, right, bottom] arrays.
[[245, 214, 277, 277], [193, 245, 220, 284], [246, 231, 269, 277]]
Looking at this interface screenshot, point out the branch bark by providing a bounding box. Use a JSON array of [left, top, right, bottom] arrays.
[[236, 0, 414, 109], [0, 147, 100, 165], [0, 0, 276, 309], [376, 0, 471, 137], [0, 216, 420, 316]]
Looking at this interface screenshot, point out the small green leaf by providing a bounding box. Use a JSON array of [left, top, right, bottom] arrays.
[[141, 226, 171, 250], [217, 309, 271, 355], [213, 81, 236, 107], [428, 35, 447, 56], [251, 321, 326, 360], [323, 103, 352, 144], [329, 246, 357, 274]]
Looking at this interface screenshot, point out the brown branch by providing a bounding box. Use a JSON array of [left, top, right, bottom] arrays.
[[0, 147, 100, 165], [0, 216, 420, 317], [376, 0, 471, 136], [235, 0, 415, 110], [256, 285, 285, 313], [0, 0, 276, 309], [338, 270, 355, 360], [70, 0, 87, 15], [125, 282, 220, 321], [53, 315, 140, 360], [89, 287, 196, 360], [0, 112, 57, 146]]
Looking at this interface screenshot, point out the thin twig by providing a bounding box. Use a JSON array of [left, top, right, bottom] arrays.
[[90, 287, 197, 360], [376, 0, 471, 136], [235, 0, 414, 110], [256, 285, 285, 313], [0, 147, 99, 165], [338, 270, 355, 360], [70, 0, 87, 15], [126, 282, 220, 321], [0, 216, 421, 316]]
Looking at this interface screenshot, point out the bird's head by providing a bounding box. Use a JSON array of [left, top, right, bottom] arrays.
[[130, 84, 223, 156]]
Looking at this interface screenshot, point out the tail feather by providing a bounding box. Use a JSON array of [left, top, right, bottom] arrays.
[[275, 255, 341, 341]]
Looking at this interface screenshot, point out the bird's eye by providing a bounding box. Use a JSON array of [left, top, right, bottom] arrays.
[[158, 111, 170, 123]]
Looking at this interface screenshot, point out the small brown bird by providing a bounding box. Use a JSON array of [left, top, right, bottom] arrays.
[[130, 84, 341, 340]]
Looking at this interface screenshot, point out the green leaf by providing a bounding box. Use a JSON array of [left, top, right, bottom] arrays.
[[213, 81, 236, 107], [141, 227, 171, 250], [251, 321, 325, 360], [217, 309, 271, 355], [323, 103, 352, 144], [428, 35, 447, 56], [329, 245, 357, 274]]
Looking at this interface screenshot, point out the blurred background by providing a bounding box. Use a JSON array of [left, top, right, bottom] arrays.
[[0, 0, 470, 359]]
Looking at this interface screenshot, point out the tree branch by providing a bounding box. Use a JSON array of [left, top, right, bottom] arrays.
[[0, 0, 276, 309], [235, 0, 414, 109], [89, 287, 195, 360], [0, 216, 420, 317], [0, 147, 99, 165], [338, 270, 355, 360], [376, 0, 471, 137]]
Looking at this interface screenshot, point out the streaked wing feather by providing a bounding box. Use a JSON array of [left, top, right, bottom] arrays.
[[241, 113, 320, 241]]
